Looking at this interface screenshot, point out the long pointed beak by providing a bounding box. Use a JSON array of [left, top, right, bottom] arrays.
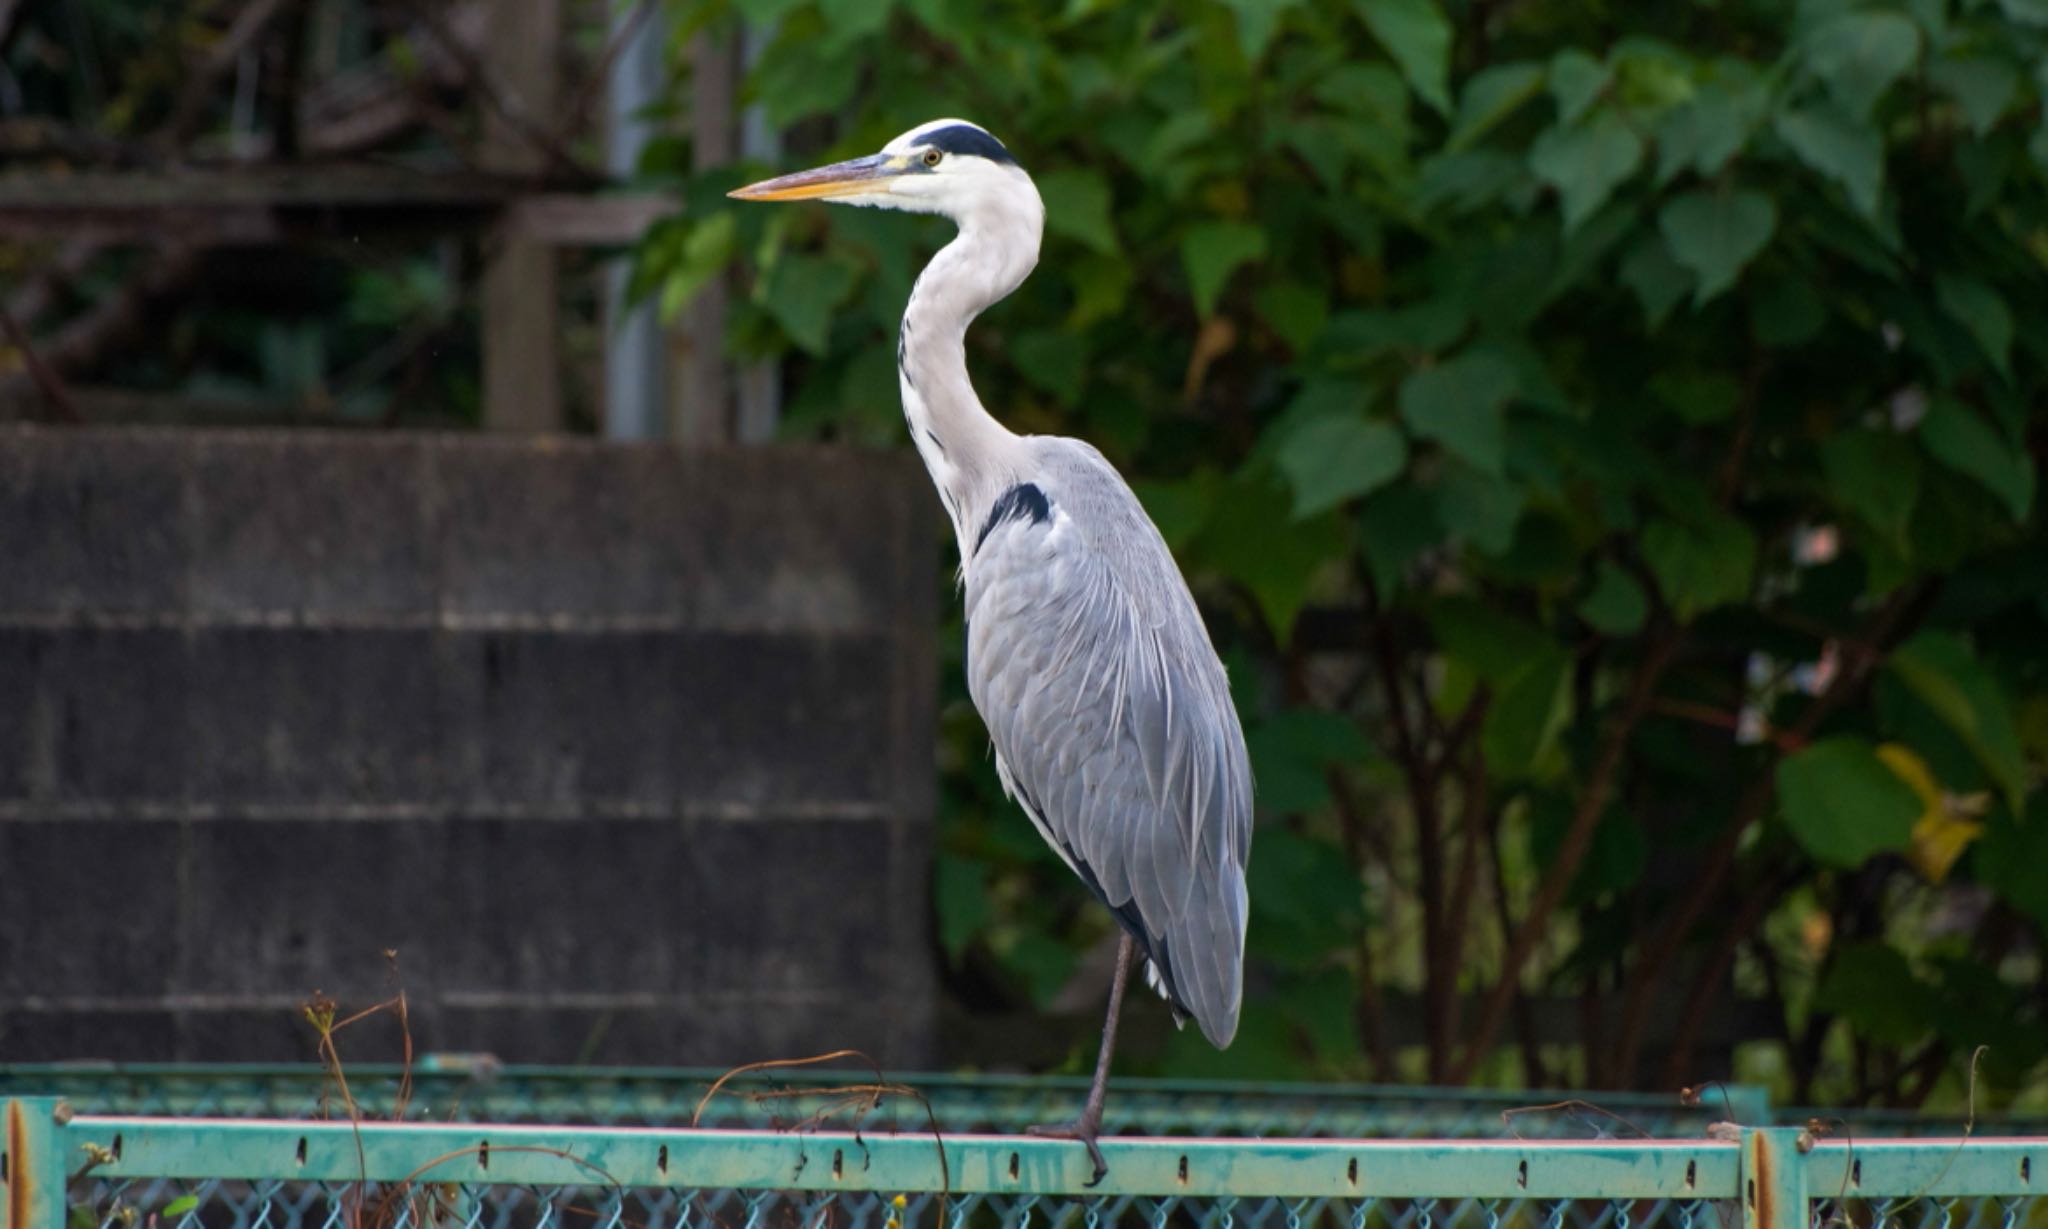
[[727, 152, 904, 202]]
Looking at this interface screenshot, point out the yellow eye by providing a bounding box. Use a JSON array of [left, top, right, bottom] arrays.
[[922, 148, 943, 167]]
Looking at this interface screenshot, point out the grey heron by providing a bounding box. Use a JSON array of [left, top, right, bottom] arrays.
[[732, 120, 1252, 1181]]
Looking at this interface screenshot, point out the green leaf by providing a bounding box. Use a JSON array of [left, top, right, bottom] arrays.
[[1526, 795, 1647, 902], [1774, 103, 1884, 217], [1222, 0, 1301, 59], [1648, 370, 1740, 423], [1003, 930, 1079, 1009], [1483, 652, 1571, 778], [1814, 942, 1937, 1044], [1821, 429, 1921, 547], [1641, 512, 1755, 618], [1655, 77, 1764, 184], [162, 1196, 202, 1219], [735, 0, 812, 21], [1976, 800, 2048, 930], [1181, 221, 1268, 317], [1548, 49, 1609, 126], [1415, 150, 1527, 214], [1802, 11, 1922, 117], [1193, 473, 1346, 639], [646, 213, 739, 320], [1255, 281, 1330, 353], [1247, 709, 1374, 813], [1277, 416, 1409, 518], [757, 252, 859, 355], [1618, 235, 1694, 330], [1435, 462, 1524, 554], [1037, 169, 1119, 254], [1929, 55, 2020, 136], [1132, 477, 1215, 551], [1752, 276, 1828, 346], [1359, 480, 1441, 595], [1776, 735, 1924, 867], [1528, 109, 1645, 232], [1249, 825, 1366, 961], [817, 0, 894, 47], [749, 42, 862, 128], [1658, 189, 1776, 305], [1888, 631, 2027, 813], [1934, 273, 2014, 378], [1448, 62, 1547, 150], [934, 854, 991, 958], [1355, 0, 1452, 114], [1427, 595, 1555, 682], [1920, 397, 2034, 521], [1578, 561, 1648, 634], [1398, 350, 1519, 474], [1010, 330, 1086, 403]]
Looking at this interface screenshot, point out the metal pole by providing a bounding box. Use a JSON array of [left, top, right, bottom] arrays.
[[602, 0, 668, 441], [2, 1098, 70, 1229], [1740, 1126, 1812, 1229]]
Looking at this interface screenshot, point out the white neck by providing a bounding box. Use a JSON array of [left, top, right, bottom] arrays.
[[897, 189, 1042, 553]]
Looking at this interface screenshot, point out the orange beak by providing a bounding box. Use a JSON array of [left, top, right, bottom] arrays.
[[728, 153, 903, 202]]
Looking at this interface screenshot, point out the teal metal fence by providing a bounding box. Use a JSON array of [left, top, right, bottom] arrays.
[[3, 1097, 2043, 1229], [0, 1064, 1768, 1141]]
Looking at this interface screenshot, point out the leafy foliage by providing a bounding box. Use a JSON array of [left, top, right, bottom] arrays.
[[647, 0, 2048, 1104]]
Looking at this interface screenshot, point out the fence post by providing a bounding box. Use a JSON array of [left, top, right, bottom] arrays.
[[2, 1097, 70, 1229], [1740, 1126, 1811, 1229]]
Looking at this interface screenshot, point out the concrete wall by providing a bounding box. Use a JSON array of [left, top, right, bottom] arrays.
[[0, 427, 937, 1066]]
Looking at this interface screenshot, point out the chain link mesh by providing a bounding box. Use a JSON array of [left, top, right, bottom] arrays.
[[69, 1179, 1794, 1229]]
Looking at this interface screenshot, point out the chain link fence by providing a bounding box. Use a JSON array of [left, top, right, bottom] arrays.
[[4, 1093, 2043, 1229], [0, 1064, 1764, 1140]]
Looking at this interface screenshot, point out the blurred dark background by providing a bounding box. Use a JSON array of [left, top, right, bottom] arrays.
[[2, 0, 2045, 1112]]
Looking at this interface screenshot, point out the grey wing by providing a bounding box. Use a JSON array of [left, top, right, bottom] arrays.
[[964, 457, 1251, 1049]]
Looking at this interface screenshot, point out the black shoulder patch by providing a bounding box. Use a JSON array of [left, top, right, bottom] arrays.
[[974, 482, 1050, 553], [920, 124, 1019, 166]]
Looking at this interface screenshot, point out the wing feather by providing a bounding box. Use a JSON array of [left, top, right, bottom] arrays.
[[964, 441, 1251, 1048]]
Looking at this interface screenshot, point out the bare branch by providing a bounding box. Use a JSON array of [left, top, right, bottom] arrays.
[[1605, 584, 1929, 1082], [0, 303, 80, 423], [1448, 628, 1681, 1083]]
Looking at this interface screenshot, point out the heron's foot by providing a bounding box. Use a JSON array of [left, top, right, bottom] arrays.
[[1026, 1117, 1108, 1187]]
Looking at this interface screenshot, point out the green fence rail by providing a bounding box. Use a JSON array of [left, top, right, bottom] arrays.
[[0, 1064, 1768, 1141], [3, 1097, 2044, 1229]]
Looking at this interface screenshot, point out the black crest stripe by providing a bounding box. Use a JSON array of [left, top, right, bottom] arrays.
[[919, 124, 1018, 166]]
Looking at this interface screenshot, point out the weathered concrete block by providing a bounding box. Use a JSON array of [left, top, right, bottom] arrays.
[[41, 628, 191, 802], [188, 433, 435, 619], [187, 628, 443, 806], [0, 1008, 181, 1061], [0, 427, 939, 1066], [440, 631, 894, 811], [177, 819, 449, 995], [0, 628, 53, 799], [0, 429, 188, 617], [683, 818, 906, 995], [435, 442, 707, 625], [0, 820, 180, 996]]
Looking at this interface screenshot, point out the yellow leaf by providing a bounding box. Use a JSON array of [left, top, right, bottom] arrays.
[[1877, 743, 1988, 882]]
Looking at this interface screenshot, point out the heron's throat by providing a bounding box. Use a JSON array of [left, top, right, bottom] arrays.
[[897, 218, 1039, 545]]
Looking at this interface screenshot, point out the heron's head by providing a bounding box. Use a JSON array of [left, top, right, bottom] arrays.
[[728, 119, 1040, 228]]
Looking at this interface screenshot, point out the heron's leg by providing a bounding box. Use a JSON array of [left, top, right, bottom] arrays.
[[1027, 930, 1136, 1186]]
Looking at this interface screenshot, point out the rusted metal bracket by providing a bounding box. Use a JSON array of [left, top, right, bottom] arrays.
[[1741, 1125, 1814, 1229], [2, 1097, 69, 1229]]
